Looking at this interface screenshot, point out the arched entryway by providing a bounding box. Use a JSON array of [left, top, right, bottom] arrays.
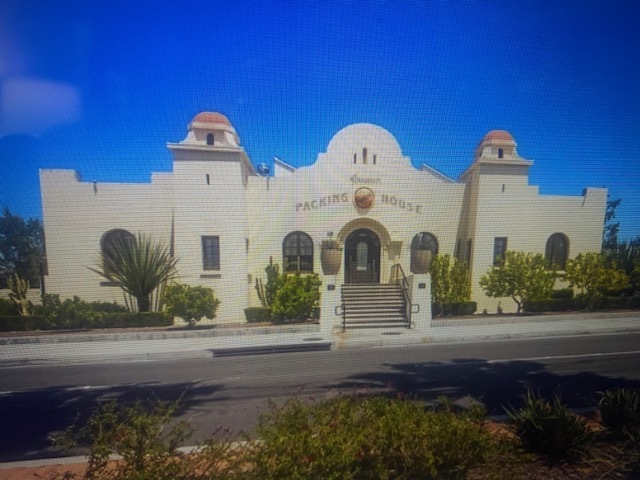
[[344, 228, 381, 284]]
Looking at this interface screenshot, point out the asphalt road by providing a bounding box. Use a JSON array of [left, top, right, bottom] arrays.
[[2, 332, 640, 462]]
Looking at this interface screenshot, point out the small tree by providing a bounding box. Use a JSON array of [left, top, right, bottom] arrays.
[[431, 254, 471, 316], [271, 272, 321, 322], [480, 251, 556, 314], [163, 283, 221, 327], [89, 233, 178, 312], [564, 253, 629, 309]]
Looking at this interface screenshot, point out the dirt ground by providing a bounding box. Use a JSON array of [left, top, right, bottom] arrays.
[[0, 462, 86, 480]]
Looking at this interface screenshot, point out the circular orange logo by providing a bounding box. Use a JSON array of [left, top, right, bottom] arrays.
[[354, 187, 375, 210]]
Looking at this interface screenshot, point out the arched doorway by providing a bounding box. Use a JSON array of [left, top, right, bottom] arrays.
[[344, 228, 380, 284]]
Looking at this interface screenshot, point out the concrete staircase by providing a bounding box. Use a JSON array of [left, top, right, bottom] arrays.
[[340, 284, 409, 329]]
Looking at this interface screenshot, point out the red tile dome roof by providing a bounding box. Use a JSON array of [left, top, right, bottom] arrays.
[[191, 112, 231, 126], [483, 130, 515, 143]]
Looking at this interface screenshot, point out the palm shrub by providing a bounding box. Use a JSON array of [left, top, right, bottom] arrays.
[[599, 389, 640, 443], [163, 283, 221, 327], [506, 391, 596, 459], [90, 233, 178, 312]]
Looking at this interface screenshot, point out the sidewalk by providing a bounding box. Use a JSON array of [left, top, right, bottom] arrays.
[[0, 311, 638, 366]]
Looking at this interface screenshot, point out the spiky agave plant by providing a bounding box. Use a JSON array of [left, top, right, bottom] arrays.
[[90, 233, 178, 312]]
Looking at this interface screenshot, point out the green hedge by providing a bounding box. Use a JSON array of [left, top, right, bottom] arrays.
[[523, 297, 581, 313], [432, 301, 477, 317], [0, 316, 49, 331], [0, 298, 17, 316], [551, 288, 574, 299], [0, 312, 172, 332], [524, 294, 640, 312], [244, 307, 272, 323]]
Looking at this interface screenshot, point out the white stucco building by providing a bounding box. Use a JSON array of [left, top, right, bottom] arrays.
[[40, 112, 607, 329]]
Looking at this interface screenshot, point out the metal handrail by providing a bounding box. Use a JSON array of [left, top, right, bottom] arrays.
[[335, 289, 346, 331], [390, 264, 413, 327]]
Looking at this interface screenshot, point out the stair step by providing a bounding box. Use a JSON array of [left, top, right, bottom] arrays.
[[344, 317, 407, 324], [340, 283, 409, 330]]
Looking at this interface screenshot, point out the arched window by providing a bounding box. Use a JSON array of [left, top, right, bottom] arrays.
[[546, 233, 569, 269], [498, 148, 504, 158], [101, 229, 134, 274], [283, 231, 313, 273], [206, 133, 214, 145], [410, 232, 438, 273]]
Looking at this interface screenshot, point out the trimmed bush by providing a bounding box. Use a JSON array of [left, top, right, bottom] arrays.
[[0, 297, 17, 316], [93, 312, 173, 329], [432, 301, 477, 317], [506, 391, 596, 459], [551, 288, 574, 299], [0, 312, 172, 331], [0, 315, 50, 331], [271, 273, 321, 323], [252, 396, 495, 480], [244, 307, 272, 323], [163, 283, 220, 327], [523, 297, 579, 313]]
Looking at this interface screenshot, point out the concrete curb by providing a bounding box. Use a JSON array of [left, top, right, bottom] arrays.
[[0, 323, 320, 345]]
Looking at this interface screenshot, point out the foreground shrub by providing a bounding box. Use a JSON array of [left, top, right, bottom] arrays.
[[55, 399, 193, 479], [599, 388, 640, 442], [252, 396, 494, 480], [163, 283, 221, 327], [506, 391, 596, 459]]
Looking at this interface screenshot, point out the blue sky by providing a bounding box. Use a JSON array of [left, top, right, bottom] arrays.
[[1, 0, 639, 239]]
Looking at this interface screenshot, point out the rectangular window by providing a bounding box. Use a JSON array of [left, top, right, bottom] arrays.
[[202, 236, 220, 270], [493, 237, 508, 266]]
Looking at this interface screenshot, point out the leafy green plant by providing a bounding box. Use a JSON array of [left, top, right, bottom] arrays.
[[480, 251, 557, 313], [270, 272, 321, 323], [251, 396, 494, 480], [506, 391, 596, 459], [163, 283, 221, 327], [89, 233, 178, 312], [599, 389, 640, 442]]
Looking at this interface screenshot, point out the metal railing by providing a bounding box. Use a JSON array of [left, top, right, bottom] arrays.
[[390, 263, 418, 327], [335, 290, 346, 331]]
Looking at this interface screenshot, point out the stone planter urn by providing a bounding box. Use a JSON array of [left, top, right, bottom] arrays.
[[321, 240, 342, 275], [411, 249, 433, 274]]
